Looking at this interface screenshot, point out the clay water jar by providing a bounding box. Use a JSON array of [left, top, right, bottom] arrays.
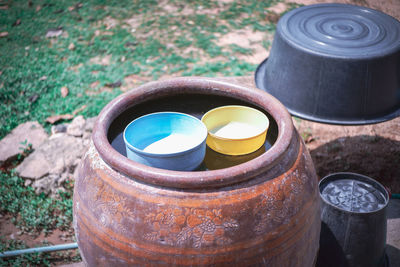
[[73, 77, 321, 266]]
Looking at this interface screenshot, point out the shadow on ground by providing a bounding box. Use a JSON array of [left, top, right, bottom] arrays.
[[310, 135, 400, 193]]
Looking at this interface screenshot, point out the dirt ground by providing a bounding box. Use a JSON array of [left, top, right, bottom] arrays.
[[296, 117, 400, 193], [287, 0, 400, 21]]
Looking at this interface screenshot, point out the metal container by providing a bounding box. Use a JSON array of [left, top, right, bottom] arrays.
[[318, 172, 389, 267], [73, 77, 321, 266], [255, 4, 400, 125]]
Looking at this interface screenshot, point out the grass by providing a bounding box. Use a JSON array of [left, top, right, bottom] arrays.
[[0, 171, 77, 265], [0, 171, 73, 235], [0, 238, 81, 267], [0, 238, 53, 267], [0, 0, 283, 138], [0, 0, 289, 264]]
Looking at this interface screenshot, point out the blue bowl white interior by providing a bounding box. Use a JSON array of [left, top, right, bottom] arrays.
[[123, 112, 207, 171]]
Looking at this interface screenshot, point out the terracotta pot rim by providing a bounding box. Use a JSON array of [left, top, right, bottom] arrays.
[[92, 77, 294, 189]]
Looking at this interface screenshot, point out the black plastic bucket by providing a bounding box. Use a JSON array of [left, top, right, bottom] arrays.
[[255, 4, 400, 125], [317, 172, 389, 267]]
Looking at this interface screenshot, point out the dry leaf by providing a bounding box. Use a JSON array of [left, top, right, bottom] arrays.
[[90, 81, 100, 89], [89, 55, 111, 65], [61, 86, 69, 97], [0, 32, 9, 38], [69, 63, 83, 72], [68, 3, 83, 11], [45, 28, 63, 38], [36, 5, 41, 12], [68, 42, 75, 50], [121, 74, 149, 92], [0, 5, 9, 10], [13, 19, 21, 26], [46, 114, 73, 124], [39, 75, 47, 81], [72, 105, 87, 115], [305, 135, 315, 144], [28, 94, 39, 103]]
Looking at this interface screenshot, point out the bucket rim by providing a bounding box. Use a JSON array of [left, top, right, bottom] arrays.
[[318, 172, 390, 214], [255, 58, 400, 125]]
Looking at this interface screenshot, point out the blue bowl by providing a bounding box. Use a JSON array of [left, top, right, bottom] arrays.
[[123, 112, 207, 171]]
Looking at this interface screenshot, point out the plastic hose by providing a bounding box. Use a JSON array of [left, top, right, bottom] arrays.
[[392, 193, 400, 199], [0, 242, 78, 258]]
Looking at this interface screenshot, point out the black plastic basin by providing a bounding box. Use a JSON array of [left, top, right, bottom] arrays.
[[255, 3, 400, 125]]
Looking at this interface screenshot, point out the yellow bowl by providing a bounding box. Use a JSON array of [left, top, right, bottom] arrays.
[[201, 105, 269, 155]]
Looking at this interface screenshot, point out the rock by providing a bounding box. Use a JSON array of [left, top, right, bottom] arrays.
[[16, 151, 51, 179], [24, 179, 32, 187], [82, 131, 92, 142], [16, 133, 85, 182], [67, 115, 85, 137], [0, 121, 48, 166], [32, 175, 57, 195], [84, 116, 97, 133], [13, 116, 96, 196], [51, 124, 68, 134]]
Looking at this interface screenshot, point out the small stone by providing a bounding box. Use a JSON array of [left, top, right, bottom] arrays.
[[24, 179, 32, 186], [84, 117, 97, 132], [51, 124, 68, 134], [0, 121, 48, 166], [32, 175, 55, 195], [56, 173, 69, 186], [82, 131, 92, 141], [67, 115, 86, 137], [73, 165, 80, 180]]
